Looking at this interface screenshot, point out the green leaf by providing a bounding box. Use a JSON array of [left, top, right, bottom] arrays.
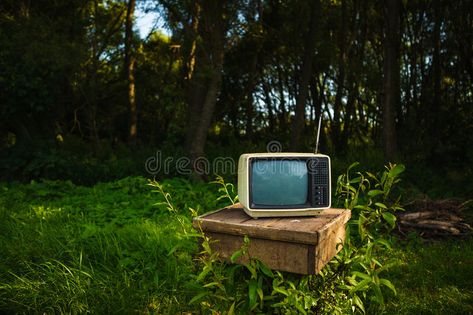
[[248, 278, 257, 308], [273, 286, 289, 296], [167, 244, 181, 256], [189, 291, 209, 305], [374, 238, 392, 249], [377, 261, 399, 273], [382, 212, 397, 228], [228, 301, 236, 315], [367, 189, 384, 198], [354, 205, 372, 211], [358, 214, 367, 240], [203, 281, 221, 288], [258, 262, 274, 278], [353, 278, 371, 292], [350, 177, 362, 184], [257, 287, 264, 304], [348, 162, 360, 171], [288, 280, 296, 290], [380, 278, 397, 295], [296, 302, 307, 315], [375, 202, 387, 209], [231, 249, 243, 263], [245, 263, 257, 279], [196, 265, 211, 282], [389, 164, 405, 178], [353, 294, 366, 314], [373, 283, 384, 305], [352, 271, 371, 281], [202, 240, 212, 254]]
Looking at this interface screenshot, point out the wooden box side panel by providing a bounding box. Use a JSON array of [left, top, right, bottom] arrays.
[[314, 216, 347, 273], [206, 232, 312, 275]]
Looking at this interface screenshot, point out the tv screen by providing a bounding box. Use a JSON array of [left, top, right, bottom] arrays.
[[251, 160, 308, 206]]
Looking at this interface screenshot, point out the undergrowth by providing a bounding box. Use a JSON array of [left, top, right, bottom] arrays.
[[0, 177, 224, 313], [174, 163, 405, 314], [0, 165, 472, 314]]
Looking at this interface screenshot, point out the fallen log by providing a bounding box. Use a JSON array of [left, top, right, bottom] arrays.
[[399, 220, 461, 235]]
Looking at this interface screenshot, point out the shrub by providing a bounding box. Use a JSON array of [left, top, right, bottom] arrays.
[[184, 163, 405, 314]]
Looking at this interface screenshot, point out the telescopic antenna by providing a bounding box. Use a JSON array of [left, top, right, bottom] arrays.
[[315, 114, 322, 154]]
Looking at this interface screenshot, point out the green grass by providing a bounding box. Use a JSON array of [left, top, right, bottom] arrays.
[[386, 237, 473, 315], [0, 177, 472, 313], [0, 177, 225, 313]]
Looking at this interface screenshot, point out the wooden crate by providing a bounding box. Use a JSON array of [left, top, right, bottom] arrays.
[[192, 203, 351, 275]]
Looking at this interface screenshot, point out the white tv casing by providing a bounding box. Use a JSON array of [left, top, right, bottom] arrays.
[[238, 152, 331, 218]]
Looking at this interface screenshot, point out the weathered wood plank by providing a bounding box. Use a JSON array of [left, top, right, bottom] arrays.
[[317, 209, 351, 241], [206, 232, 311, 274], [314, 212, 349, 273], [202, 205, 251, 223], [197, 217, 319, 244], [193, 204, 351, 274]]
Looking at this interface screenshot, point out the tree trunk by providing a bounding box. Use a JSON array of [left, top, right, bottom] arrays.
[[262, 77, 275, 133], [243, 1, 263, 141], [429, 0, 442, 160], [189, 63, 224, 159], [382, 0, 400, 160], [310, 75, 325, 150], [342, 0, 367, 148], [186, 0, 227, 172], [87, 0, 100, 143], [184, 3, 205, 153], [289, 0, 320, 150], [245, 92, 254, 140], [277, 63, 287, 130], [125, 0, 137, 144], [186, 1, 200, 80], [245, 51, 260, 141], [332, 0, 347, 153]]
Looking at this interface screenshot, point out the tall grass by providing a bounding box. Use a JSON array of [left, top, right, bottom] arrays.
[[386, 237, 473, 315], [0, 177, 223, 313], [1, 176, 472, 314]]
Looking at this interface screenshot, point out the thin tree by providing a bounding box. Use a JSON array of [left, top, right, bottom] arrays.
[[185, 0, 228, 172], [382, 0, 400, 160], [125, 0, 137, 144], [290, 0, 320, 151]]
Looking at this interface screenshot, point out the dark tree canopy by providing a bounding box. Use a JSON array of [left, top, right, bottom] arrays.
[[0, 0, 472, 189]]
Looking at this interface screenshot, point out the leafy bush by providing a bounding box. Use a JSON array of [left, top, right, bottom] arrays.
[[0, 136, 154, 185], [186, 163, 405, 314]]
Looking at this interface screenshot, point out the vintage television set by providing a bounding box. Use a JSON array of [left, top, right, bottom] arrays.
[[238, 152, 331, 218]]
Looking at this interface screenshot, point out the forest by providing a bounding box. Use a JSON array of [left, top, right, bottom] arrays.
[[0, 0, 472, 314], [0, 0, 472, 190]]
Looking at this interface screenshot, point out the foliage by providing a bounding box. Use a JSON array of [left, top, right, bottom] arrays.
[[1, 0, 472, 190], [211, 175, 239, 205], [0, 176, 222, 313], [385, 237, 473, 315], [332, 163, 405, 313], [185, 164, 405, 314], [1, 168, 472, 313]]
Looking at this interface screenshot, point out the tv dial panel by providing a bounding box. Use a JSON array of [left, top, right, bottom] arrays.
[[309, 158, 330, 207]]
